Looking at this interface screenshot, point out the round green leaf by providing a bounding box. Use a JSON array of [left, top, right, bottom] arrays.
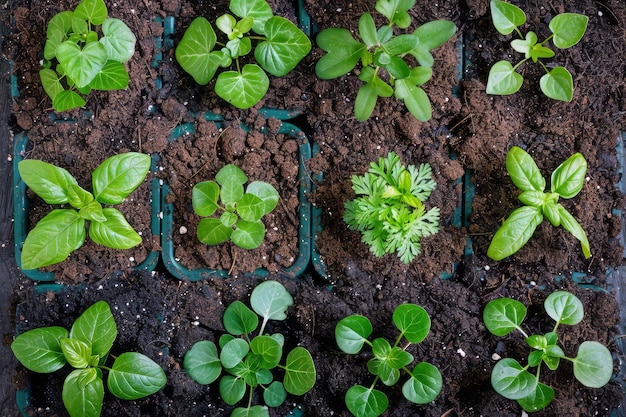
[[490, 0, 526, 35], [63, 369, 104, 417], [56, 40, 107, 88], [11, 327, 69, 373], [392, 303, 431, 344], [92, 152, 150, 205], [74, 0, 108, 25], [540, 67, 573, 102], [250, 280, 293, 322], [483, 297, 527, 336], [246, 181, 279, 214], [219, 375, 247, 405], [233, 406, 269, 417], [88, 208, 142, 249], [220, 338, 250, 369], [184, 340, 222, 385], [237, 193, 265, 221], [255, 16, 311, 77], [232, 220, 265, 249], [18, 159, 78, 204], [229, 0, 273, 34], [69, 301, 117, 360], [175, 17, 221, 85], [573, 341, 613, 388], [22, 209, 86, 270], [264, 381, 287, 407], [100, 18, 136, 63], [345, 385, 388, 417], [250, 335, 282, 369], [192, 181, 220, 217], [284, 347, 316, 395], [487, 206, 543, 261], [53, 90, 87, 112], [549, 13, 588, 49], [486, 60, 524, 96], [517, 383, 554, 412], [224, 300, 259, 336], [402, 362, 443, 404], [215, 64, 269, 109], [89, 61, 129, 90], [197, 217, 233, 245], [108, 352, 166, 400], [335, 315, 373, 354], [544, 291, 584, 325], [491, 358, 538, 400], [551, 153, 587, 199]]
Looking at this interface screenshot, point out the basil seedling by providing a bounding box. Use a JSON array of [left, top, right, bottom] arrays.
[[486, 0, 588, 101], [184, 280, 316, 417], [488, 146, 590, 260], [11, 301, 166, 417], [483, 291, 612, 412]]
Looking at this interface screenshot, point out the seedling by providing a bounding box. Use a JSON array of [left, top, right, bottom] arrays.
[[11, 301, 166, 417], [18, 152, 151, 269], [175, 0, 311, 109], [486, 0, 588, 102], [183, 280, 316, 417], [483, 291, 613, 412], [192, 163, 279, 250], [335, 304, 442, 417], [344, 152, 440, 263], [41, 0, 137, 111], [315, 0, 456, 121], [487, 146, 589, 260]]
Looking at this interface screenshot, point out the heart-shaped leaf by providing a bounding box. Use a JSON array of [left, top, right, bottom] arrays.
[[486, 60, 523, 96], [402, 362, 443, 404], [215, 64, 269, 108], [175, 17, 222, 85], [335, 315, 373, 354], [89, 61, 129, 90], [53, 90, 87, 112], [255, 16, 311, 77], [540, 66, 573, 102], [549, 13, 588, 49], [490, 0, 526, 35], [184, 340, 222, 385], [100, 18, 136, 63], [483, 297, 526, 336], [56, 41, 107, 88]]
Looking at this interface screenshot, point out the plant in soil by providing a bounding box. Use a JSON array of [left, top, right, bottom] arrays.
[[18, 152, 151, 269], [183, 280, 316, 417], [486, 0, 588, 102], [175, 0, 311, 109], [344, 151, 440, 264], [483, 290, 613, 412], [40, 0, 137, 111], [11, 300, 166, 417], [335, 303, 442, 417], [314, 0, 456, 121], [487, 146, 589, 261], [192, 163, 280, 250]]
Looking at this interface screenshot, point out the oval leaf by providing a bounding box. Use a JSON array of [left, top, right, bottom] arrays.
[[62, 369, 104, 417], [246, 181, 279, 214], [60, 337, 91, 369], [345, 385, 388, 417], [224, 300, 259, 336], [92, 152, 151, 204], [69, 300, 117, 358], [197, 217, 232, 245], [483, 297, 526, 336], [284, 346, 316, 395], [491, 358, 538, 400], [251, 335, 282, 369], [393, 304, 431, 344], [517, 382, 554, 413], [215, 64, 269, 109], [506, 146, 546, 192], [88, 208, 142, 249], [250, 280, 293, 322], [184, 340, 222, 385], [544, 291, 584, 325], [108, 352, 166, 400], [335, 315, 373, 354], [11, 327, 69, 373], [551, 153, 587, 198], [232, 220, 265, 249], [487, 205, 543, 260], [264, 381, 287, 408], [220, 338, 249, 369], [18, 159, 77, 204], [100, 18, 136, 62], [573, 341, 613, 388], [557, 204, 591, 258], [402, 362, 443, 404], [219, 375, 247, 405], [192, 181, 220, 217]]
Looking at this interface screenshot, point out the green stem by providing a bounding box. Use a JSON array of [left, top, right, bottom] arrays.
[[512, 58, 529, 73], [541, 34, 554, 46], [537, 60, 550, 75]]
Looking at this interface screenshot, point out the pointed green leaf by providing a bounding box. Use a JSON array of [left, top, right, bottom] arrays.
[[11, 327, 69, 373], [89, 61, 129, 90], [376, 0, 415, 28], [335, 315, 373, 354], [358, 12, 377, 48], [184, 340, 222, 385], [69, 301, 117, 358], [551, 152, 587, 198], [18, 159, 78, 204], [402, 362, 442, 404], [53, 90, 87, 112], [394, 79, 431, 122], [549, 13, 588, 49], [108, 352, 166, 400], [255, 16, 311, 77], [487, 205, 543, 260], [45, 11, 74, 59], [229, 0, 273, 34], [506, 146, 546, 192], [486, 60, 523, 95], [74, 0, 108, 25], [56, 41, 107, 88], [92, 152, 150, 204], [540, 67, 573, 102], [490, 0, 526, 35], [215, 64, 269, 108], [40, 69, 64, 101], [88, 208, 142, 249], [557, 204, 591, 258], [483, 297, 527, 336]]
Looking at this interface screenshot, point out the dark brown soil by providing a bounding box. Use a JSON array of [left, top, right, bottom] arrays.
[[5, 0, 626, 416]]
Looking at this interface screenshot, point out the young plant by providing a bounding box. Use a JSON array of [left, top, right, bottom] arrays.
[[483, 291, 613, 412], [315, 0, 456, 121], [18, 152, 151, 269], [487, 146, 589, 260], [486, 0, 588, 102], [41, 0, 137, 111], [11, 301, 166, 417], [175, 0, 311, 109], [192, 163, 279, 250], [183, 280, 316, 417], [344, 151, 440, 263], [335, 304, 442, 417]]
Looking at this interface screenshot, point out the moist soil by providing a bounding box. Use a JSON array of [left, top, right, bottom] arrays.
[[4, 0, 626, 416]]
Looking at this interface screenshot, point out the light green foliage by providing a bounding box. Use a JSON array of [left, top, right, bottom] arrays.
[[344, 152, 440, 263], [486, 0, 588, 101], [11, 301, 166, 417], [335, 304, 442, 417], [483, 291, 613, 412], [183, 281, 316, 417], [315, 0, 456, 121], [41, 0, 136, 111], [487, 146, 589, 260], [18, 153, 151, 270], [175, 0, 311, 108], [192, 164, 279, 250]]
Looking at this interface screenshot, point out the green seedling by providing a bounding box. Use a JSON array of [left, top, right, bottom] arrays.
[[184, 280, 316, 417], [175, 0, 311, 109], [344, 151, 440, 263], [483, 291, 613, 412], [11, 301, 166, 417], [192, 163, 279, 250], [41, 0, 137, 111], [486, 0, 588, 102], [487, 146, 589, 261], [315, 0, 456, 121], [18, 152, 151, 269], [336, 304, 442, 417]]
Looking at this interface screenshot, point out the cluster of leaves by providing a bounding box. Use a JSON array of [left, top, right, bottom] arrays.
[[41, 0, 137, 111], [192, 164, 279, 250], [335, 304, 442, 417], [183, 280, 316, 417], [175, 0, 311, 109], [11, 301, 166, 417], [19, 152, 151, 269], [315, 0, 456, 121], [484, 291, 613, 412], [344, 151, 440, 263], [486, 0, 588, 102], [487, 146, 589, 261]]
